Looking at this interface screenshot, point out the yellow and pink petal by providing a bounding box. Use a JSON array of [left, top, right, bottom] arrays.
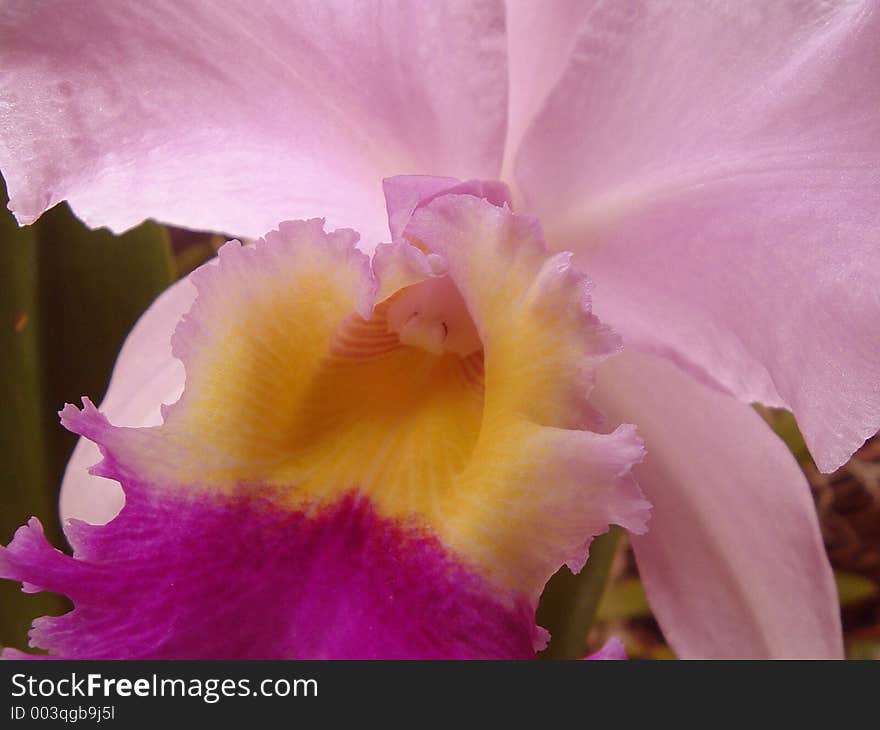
[[1, 185, 648, 659]]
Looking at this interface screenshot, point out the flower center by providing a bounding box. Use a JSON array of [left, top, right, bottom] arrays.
[[386, 276, 482, 357]]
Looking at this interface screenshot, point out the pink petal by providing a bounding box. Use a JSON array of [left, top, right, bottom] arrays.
[[59, 277, 193, 525], [592, 350, 843, 659], [514, 1, 880, 471], [0, 1, 507, 248], [584, 637, 626, 661], [383, 175, 512, 242], [3, 494, 542, 659], [502, 0, 584, 183]]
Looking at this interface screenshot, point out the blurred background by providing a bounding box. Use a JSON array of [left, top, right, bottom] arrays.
[[2, 179, 879, 659]]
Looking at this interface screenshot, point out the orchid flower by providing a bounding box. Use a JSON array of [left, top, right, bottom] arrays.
[[1, 0, 876, 658], [2, 181, 641, 659]]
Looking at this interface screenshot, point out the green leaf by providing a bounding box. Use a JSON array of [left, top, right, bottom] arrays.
[[537, 526, 622, 659], [34, 204, 175, 487], [754, 405, 812, 464], [0, 182, 174, 651], [846, 638, 880, 660], [596, 577, 652, 622], [836, 571, 879, 607], [172, 233, 222, 279], [0, 187, 64, 650]]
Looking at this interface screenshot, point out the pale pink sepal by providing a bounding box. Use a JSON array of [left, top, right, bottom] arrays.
[[59, 277, 194, 525], [514, 1, 880, 472], [592, 350, 843, 659], [0, 1, 508, 250], [584, 637, 626, 661]]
